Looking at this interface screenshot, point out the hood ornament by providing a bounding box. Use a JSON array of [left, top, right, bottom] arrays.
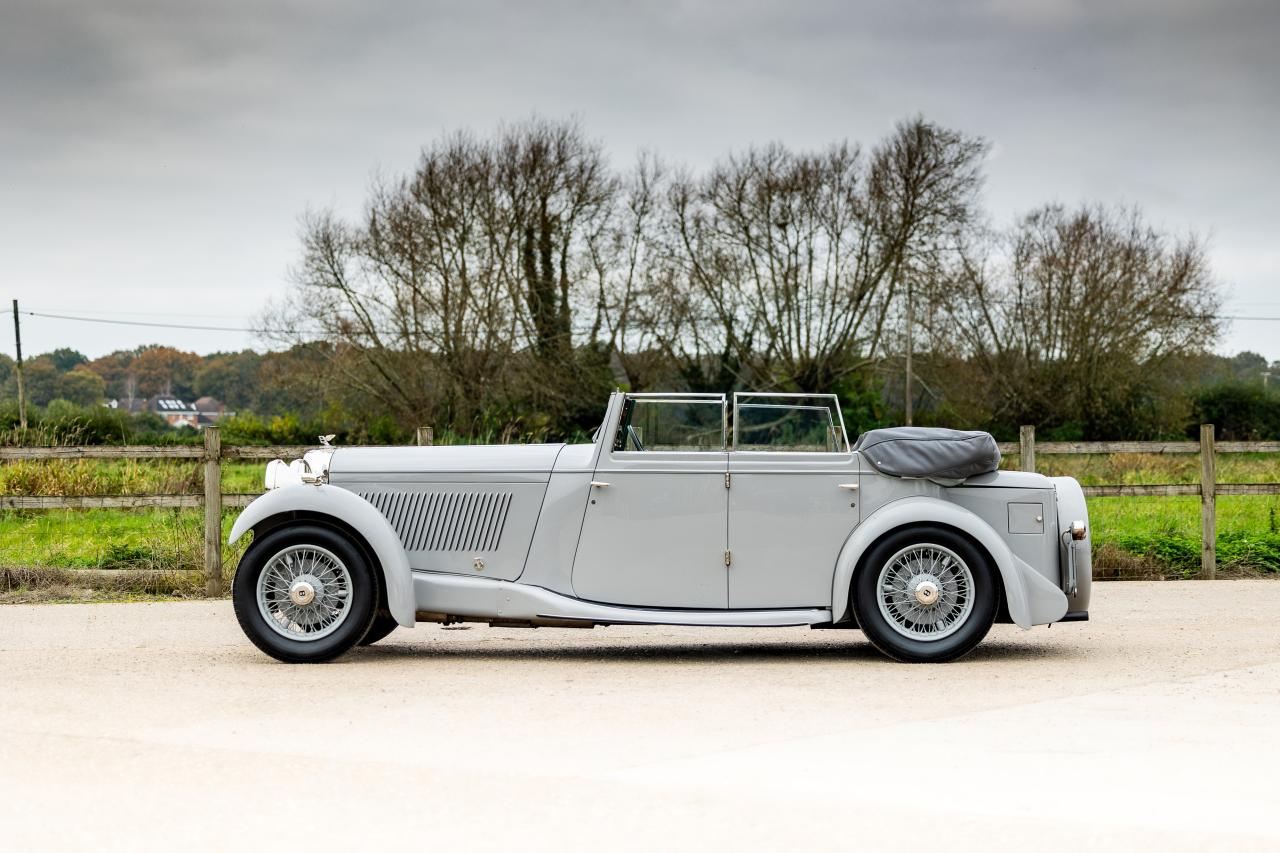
[[318, 434, 336, 447]]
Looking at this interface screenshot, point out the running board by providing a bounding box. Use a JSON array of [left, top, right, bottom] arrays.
[[411, 571, 832, 628]]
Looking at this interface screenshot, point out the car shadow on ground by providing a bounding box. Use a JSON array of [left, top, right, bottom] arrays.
[[340, 634, 1079, 666]]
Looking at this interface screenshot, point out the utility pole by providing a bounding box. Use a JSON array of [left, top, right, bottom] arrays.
[[904, 279, 914, 426], [12, 300, 26, 430]]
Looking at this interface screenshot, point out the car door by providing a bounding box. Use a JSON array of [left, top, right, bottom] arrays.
[[571, 395, 729, 609], [726, 394, 863, 609]]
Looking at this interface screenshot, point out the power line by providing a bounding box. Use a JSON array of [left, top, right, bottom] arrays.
[[16, 307, 1280, 345], [18, 309, 603, 336], [30, 306, 251, 320], [21, 310, 310, 335]]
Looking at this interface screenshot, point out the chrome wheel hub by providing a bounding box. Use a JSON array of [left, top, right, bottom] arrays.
[[877, 544, 975, 641], [288, 577, 318, 606], [913, 575, 941, 606], [256, 545, 353, 642]]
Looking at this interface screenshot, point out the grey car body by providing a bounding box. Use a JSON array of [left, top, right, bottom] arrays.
[[229, 392, 1091, 663]]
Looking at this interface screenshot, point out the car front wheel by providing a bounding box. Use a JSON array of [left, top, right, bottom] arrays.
[[359, 610, 399, 646], [852, 525, 998, 663], [232, 524, 378, 663]]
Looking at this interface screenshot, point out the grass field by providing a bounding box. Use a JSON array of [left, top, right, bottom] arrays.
[[1009, 452, 1280, 578], [0, 459, 260, 600], [1, 452, 1277, 599]]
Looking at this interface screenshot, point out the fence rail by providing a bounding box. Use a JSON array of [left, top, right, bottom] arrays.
[[0, 444, 316, 460], [998, 439, 1280, 455], [0, 427, 436, 594], [1, 424, 1276, 589], [1010, 424, 1280, 580], [0, 494, 259, 510]]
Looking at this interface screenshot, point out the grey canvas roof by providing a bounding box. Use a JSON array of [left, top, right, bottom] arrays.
[[853, 427, 1001, 483]]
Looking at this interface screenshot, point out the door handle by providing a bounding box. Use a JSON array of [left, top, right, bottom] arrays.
[[838, 483, 859, 490], [590, 481, 611, 488]]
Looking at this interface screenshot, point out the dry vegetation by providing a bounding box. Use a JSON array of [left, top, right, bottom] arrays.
[[0, 458, 262, 496], [1017, 452, 1280, 486]]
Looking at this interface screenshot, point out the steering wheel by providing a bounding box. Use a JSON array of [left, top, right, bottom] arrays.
[[627, 425, 646, 451]]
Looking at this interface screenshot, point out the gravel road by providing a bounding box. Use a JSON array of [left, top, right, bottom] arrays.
[[2, 580, 1278, 851]]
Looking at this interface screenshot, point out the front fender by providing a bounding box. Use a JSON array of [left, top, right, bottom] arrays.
[[229, 485, 415, 628], [830, 496, 1067, 629]]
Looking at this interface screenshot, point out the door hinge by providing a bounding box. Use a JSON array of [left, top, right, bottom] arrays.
[[724, 549, 732, 567], [725, 472, 731, 489]]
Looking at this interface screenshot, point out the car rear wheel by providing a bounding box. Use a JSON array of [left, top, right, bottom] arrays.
[[852, 525, 998, 663], [359, 610, 399, 646], [232, 525, 377, 663]]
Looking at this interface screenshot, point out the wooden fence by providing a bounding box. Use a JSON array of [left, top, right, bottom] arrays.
[[0, 426, 434, 595], [1002, 424, 1280, 580], [0, 424, 1276, 591]]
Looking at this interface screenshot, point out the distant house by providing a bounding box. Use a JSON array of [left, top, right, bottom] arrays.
[[192, 396, 234, 426], [148, 396, 199, 428], [103, 394, 234, 428]]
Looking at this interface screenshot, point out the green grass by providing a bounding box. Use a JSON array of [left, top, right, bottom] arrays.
[[1003, 452, 1280, 577], [1090, 495, 1280, 578], [0, 508, 249, 570], [0, 458, 261, 599]]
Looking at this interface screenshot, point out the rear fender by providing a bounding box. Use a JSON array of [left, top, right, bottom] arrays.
[[830, 496, 1067, 629], [229, 485, 415, 628]]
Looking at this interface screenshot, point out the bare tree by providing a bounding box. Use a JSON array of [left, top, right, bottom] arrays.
[[279, 131, 518, 428], [274, 119, 619, 432], [494, 118, 617, 362], [656, 118, 988, 392], [940, 203, 1220, 435], [584, 152, 672, 388], [870, 117, 989, 421], [269, 115, 1218, 440]]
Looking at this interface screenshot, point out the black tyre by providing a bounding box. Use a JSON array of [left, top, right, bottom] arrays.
[[232, 524, 378, 663], [359, 610, 399, 646], [852, 525, 998, 663]]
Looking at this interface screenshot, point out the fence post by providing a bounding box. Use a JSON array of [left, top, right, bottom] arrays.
[[1019, 425, 1036, 473], [203, 426, 223, 596], [416, 426, 434, 446], [1200, 423, 1216, 580]]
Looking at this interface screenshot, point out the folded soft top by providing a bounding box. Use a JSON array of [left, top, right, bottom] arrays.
[[853, 427, 1001, 483]]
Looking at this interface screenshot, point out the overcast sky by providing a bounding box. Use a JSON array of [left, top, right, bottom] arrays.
[[3, 0, 1277, 361]]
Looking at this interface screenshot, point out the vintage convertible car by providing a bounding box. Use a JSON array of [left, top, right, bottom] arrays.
[[229, 392, 1091, 664]]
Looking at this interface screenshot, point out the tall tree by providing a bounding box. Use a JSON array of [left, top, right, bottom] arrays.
[[130, 346, 203, 399], [940, 203, 1219, 436], [656, 118, 987, 392], [86, 349, 140, 401], [280, 118, 618, 432], [495, 118, 616, 364], [58, 367, 106, 406], [44, 348, 88, 373], [194, 351, 264, 409]]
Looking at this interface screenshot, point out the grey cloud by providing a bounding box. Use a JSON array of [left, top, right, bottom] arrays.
[[1, 0, 1276, 357]]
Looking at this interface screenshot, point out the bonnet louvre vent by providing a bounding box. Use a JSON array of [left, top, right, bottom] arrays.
[[359, 490, 513, 552]]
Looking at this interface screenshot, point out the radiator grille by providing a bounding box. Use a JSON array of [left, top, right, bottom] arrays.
[[359, 490, 513, 552]]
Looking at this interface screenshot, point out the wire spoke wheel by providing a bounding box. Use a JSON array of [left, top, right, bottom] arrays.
[[256, 544, 353, 642], [876, 543, 975, 641]]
